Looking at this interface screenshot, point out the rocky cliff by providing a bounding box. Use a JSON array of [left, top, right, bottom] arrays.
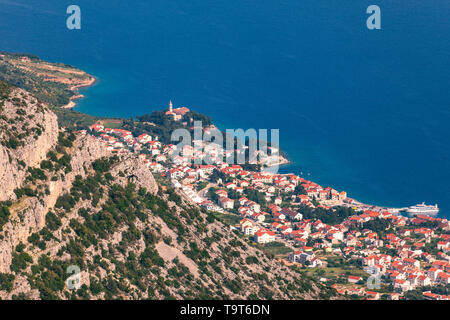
[[0, 87, 110, 273], [0, 84, 158, 283], [0, 88, 58, 201], [0, 78, 336, 300]]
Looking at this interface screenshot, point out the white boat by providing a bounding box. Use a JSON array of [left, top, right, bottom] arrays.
[[405, 202, 439, 216]]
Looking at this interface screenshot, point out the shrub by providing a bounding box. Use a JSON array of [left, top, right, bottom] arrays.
[[46, 212, 62, 231], [0, 273, 15, 292], [0, 205, 11, 230], [10, 251, 33, 272], [245, 256, 259, 264], [55, 193, 76, 211]]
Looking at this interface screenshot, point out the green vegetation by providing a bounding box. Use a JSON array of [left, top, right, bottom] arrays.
[[55, 194, 76, 212], [29, 255, 72, 300], [52, 107, 98, 130], [2, 137, 21, 149], [45, 212, 62, 231], [57, 132, 76, 148], [211, 212, 242, 226], [0, 53, 338, 301], [0, 204, 11, 231], [209, 169, 227, 183], [403, 289, 424, 300], [100, 119, 124, 129], [10, 244, 33, 273], [0, 53, 82, 108], [14, 187, 36, 199], [0, 273, 15, 292], [92, 155, 119, 173], [294, 184, 307, 195], [244, 188, 267, 207], [245, 256, 259, 264], [196, 181, 208, 191], [121, 110, 212, 145], [359, 218, 392, 233], [0, 80, 11, 100], [257, 242, 291, 258], [301, 206, 361, 225], [0, 53, 99, 129]]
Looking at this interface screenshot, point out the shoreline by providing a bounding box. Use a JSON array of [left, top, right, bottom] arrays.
[[57, 72, 444, 219], [207, 125, 292, 170], [62, 76, 97, 109]]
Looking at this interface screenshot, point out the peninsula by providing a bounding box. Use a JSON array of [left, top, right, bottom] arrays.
[[0, 53, 448, 301]]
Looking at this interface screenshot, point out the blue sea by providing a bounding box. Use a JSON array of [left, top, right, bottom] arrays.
[[0, 0, 449, 218]]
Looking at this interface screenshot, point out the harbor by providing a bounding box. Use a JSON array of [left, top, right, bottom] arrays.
[[342, 199, 440, 217]]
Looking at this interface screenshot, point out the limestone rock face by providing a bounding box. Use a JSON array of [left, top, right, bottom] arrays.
[[0, 135, 112, 273], [0, 88, 158, 274], [43, 134, 113, 209], [0, 197, 45, 273], [0, 89, 59, 201], [110, 156, 158, 195]]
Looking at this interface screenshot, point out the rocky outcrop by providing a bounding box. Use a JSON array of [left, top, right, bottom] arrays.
[[0, 88, 158, 274], [0, 89, 58, 201], [0, 131, 159, 274], [0, 135, 111, 273], [0, 82, 333, 301], [0, 198, 45, 273], [43, 134, 113, 213], [110, 156, 158, 195]]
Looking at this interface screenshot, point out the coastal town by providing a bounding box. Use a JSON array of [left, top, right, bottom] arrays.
[[80, 104, 450, 301]]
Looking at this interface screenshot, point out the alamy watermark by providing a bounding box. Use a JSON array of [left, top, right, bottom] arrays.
[[366, 5, 381, 30], [366, 266, 381, 290], [66, 5, 81, 30], [66, 265, 81, 290], [171, 121, 281, 174], [66, 5, 380, 31]]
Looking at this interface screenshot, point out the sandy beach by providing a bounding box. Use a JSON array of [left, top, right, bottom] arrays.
[[62, 77, 96, 109], [69, 76, 96, 91]]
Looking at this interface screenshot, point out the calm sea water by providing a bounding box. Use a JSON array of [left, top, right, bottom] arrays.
[[0, 0, 449, 217]]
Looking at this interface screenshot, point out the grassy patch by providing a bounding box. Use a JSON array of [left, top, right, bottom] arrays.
[[100, 119, 123, 129], [212, 212, 242, 226], [307, 266, 368, 280], [52, 107, 98, 129], [258, 241, 291, 258]]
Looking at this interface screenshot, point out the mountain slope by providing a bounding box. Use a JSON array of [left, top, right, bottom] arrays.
[[0, 59, 338, 300]]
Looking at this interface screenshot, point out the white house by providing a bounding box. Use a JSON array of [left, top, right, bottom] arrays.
[[240, 219, 259, 236], [251, 212, 265, 223], [218, 197, 234, 209], [255, 230, 276, 244], [417, 275, 432, 287], [280, 208, 303, 221]]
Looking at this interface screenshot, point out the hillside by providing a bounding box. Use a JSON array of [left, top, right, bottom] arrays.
[[0, 52, 98, 129], [0, 52, 93, 108], [0, 60, 338, 300]]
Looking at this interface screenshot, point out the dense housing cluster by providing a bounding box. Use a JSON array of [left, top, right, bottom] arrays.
[[87, 108, 450, 300]]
